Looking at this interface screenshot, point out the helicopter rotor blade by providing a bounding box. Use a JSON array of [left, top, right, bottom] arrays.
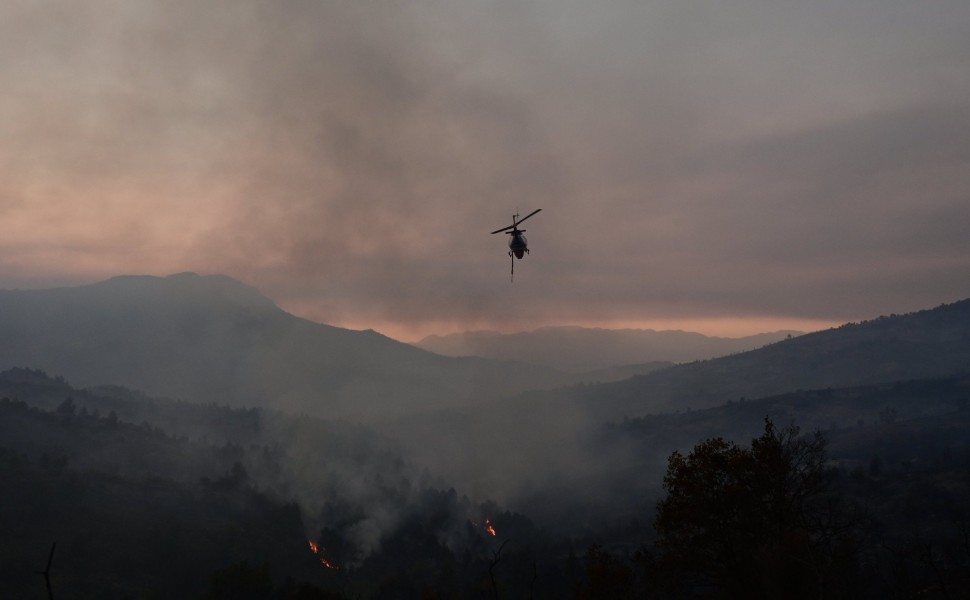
[[514, 208, 541, 225], [491, 209, 540, 234]]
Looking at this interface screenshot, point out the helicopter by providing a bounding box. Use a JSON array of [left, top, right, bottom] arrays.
[[491, 208, 541, 280]]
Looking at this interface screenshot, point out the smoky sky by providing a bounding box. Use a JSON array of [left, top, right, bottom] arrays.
[[2, 0, 969, 339]]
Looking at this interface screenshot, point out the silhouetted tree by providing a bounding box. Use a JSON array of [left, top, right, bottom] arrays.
[[655, 418, 862, 599]]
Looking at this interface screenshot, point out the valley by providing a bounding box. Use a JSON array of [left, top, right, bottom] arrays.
[[2, 275, 969, 598]]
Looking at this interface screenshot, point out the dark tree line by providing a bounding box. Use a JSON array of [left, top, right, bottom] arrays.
[[5, 372, 970, 598]]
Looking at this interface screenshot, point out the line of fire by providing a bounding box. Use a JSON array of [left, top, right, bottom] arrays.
[[307, 518, 498, 571]]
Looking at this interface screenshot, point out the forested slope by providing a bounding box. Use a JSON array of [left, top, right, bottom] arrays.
[[570, 299, 970, 418]]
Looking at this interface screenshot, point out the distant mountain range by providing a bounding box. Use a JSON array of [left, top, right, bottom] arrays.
[[0, 273, 573, 421], [564, 300, 970, 419], [4, 273, 968, 430], [0, 273, 799, 422], [415, 327, 802, 372]]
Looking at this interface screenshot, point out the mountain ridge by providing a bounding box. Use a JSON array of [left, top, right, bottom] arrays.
[[569, 298, 970, 419], [0, 273, 572, 421], [415, 325, 803, 372]]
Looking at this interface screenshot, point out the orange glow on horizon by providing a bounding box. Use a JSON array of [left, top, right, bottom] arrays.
[[276, 301, 841, 344]]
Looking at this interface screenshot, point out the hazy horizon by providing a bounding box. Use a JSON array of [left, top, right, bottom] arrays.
[[0, 271, 839, 343]]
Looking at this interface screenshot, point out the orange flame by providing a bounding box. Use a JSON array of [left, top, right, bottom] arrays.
[[485, 519, 497, 537], [307, 539, 339, 570]]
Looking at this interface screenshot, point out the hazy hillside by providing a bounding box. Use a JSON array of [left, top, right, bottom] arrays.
[[616, 374, 970, 464], [0, 273, 573, 421], [570, 299, 970, 419], [0, 369, 544, 599], [415, 326, 802, 372], [390, 299, 970, 516]]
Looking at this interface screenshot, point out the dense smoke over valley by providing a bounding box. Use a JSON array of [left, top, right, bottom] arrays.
[[3, 275, 970, 597], [0, 275, 761, 520], [0, 275, 834, 515]]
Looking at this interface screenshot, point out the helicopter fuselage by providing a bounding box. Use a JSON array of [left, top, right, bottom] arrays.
[[508, 231, 528, 258]]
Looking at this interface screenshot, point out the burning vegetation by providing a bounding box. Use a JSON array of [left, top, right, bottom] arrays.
[[307, 539, 339, 570], [470, 518, 498, 538]]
